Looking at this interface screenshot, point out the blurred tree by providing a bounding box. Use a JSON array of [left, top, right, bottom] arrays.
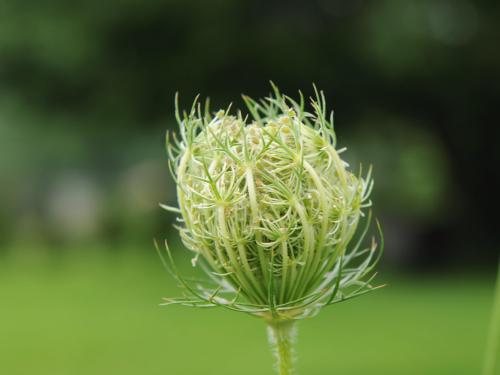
[[0, 0, 498, 266]]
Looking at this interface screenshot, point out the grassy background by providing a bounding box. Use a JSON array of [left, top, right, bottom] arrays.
[[0, 246, 494, 375]]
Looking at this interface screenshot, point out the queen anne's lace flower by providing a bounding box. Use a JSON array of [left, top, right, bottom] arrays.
[[160, 84, 382, 322]]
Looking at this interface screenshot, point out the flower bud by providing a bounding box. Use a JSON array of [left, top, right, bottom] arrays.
[[162, 84, 382, 321]]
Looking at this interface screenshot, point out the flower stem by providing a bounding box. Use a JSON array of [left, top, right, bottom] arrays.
[[267, 320, 297, 375], [483, 257, 500, 375]]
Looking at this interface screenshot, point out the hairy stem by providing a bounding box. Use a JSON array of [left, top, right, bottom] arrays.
[[267, 321, 297, 375]]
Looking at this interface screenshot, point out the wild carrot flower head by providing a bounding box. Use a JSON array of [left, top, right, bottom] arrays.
[[161, 84, 382, 321]]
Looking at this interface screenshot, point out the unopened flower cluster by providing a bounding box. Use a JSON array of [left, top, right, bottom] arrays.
[[162, 85, 381, 321]]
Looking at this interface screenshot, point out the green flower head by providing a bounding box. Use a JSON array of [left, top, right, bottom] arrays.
[[160, 83, 382, 322]]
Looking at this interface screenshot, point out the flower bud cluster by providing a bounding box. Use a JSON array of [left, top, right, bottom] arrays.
[[164, 85, 380, 320]]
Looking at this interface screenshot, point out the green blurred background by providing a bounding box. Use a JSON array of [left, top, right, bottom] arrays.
[[0, 1, 498, 374]]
